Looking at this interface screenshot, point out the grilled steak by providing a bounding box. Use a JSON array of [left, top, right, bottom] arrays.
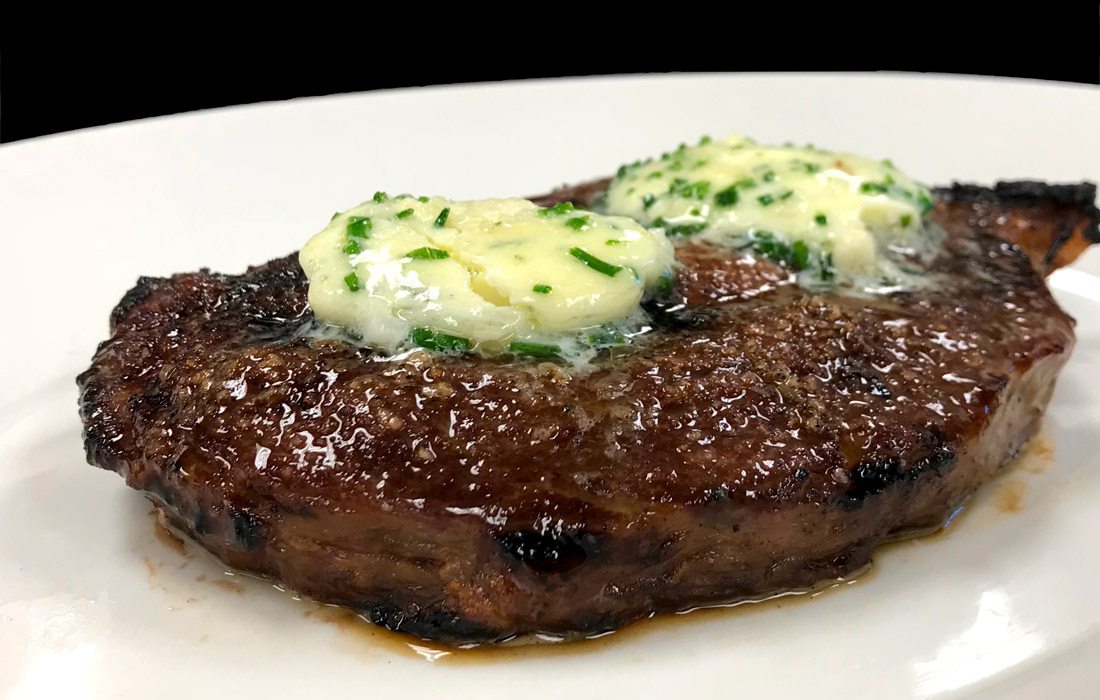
[[78, 180, 1097, 644]]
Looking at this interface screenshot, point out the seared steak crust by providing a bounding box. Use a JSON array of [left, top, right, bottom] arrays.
[[78, 181, 1091, 644]]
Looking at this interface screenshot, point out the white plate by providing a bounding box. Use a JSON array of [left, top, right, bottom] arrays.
[[1, 74, 1098, 699]]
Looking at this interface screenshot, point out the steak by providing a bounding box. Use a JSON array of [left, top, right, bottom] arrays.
[[78, 180, 1098, 645]]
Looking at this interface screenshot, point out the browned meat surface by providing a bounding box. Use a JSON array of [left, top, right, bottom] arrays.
[[78, 181, 1096, 644]]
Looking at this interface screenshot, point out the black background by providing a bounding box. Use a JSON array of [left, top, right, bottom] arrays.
[[2, 14, 1098, 144]]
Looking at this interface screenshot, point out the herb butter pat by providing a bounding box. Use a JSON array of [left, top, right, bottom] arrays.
[[300, 197, 674, 355], [602, 135, 937, 281]]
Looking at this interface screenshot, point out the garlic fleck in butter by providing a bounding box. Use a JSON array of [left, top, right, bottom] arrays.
[[300, 196, 675, 356], [600, 134, 939, 285]]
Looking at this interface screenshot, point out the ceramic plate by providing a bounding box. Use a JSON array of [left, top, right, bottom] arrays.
[[1, 74, 1098, 699]]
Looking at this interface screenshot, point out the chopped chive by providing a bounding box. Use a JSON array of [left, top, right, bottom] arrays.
[[347, 216, 372, 238], [814, 213, 828, 226], [900, 213, 913, 227], [343, 240, 362, 255], [538, 201, 575, 217], [859, 182, 888, 194], [668, 179, 710, 200], [642, 193, 657, 209], [569, 247, 622, 276], [715, 185, 740, 207], [698, 134, 712, 145], [762, 170, 776, 183], [406, 247, 449, 260], [344, 272, 361, 292], [657, 269, 675, 295], [916, 191, 934, 213], [757, 193, 776, 206], [411, 327, 472, 353], [606, 239, 625, 245], [790, 240, 810, 271], [882, 158, 896, 169], [565, 215, 590, 231], [417, 195, 430, 203], [778, 190, 794, 200], [373, 191, 388, 203], [532, 284, 552, 294], [588, 327, 627, 347], [819, 251, 836, 281], [396, 208, 415, 219], [434, 207, 450, 228], [646, 171, 663, 179], [803, 162, 821, 174], [331, 212, 341, 221], [652, 217, 707, 237], [508, 341, 561, 359]]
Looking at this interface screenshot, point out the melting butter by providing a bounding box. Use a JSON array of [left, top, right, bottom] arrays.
[[300, 196, 674, 356], [600, 135, 938, 284]]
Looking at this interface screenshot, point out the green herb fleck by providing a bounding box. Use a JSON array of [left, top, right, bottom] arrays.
[[652, 217, 707, 237], [331, 212, 341, 221], [569, 247, 622, 276], [343, 240, 361, 255], [588, 327, 627, 347], [668, 178, 710, 199], [434, 207, 450, 228], [790, 240, 810, 270], [656, 269, 675, 295], [406, 247, 449, 260], [742, 231, 810, 271], [565, 215, 590, 231], [778, 190, 794, 200], [539, 201, 576, 217], [508, 341, 561, 359], [916, 191, 934, 213], [373, 191, 388, 203], [900, 213, 913, 227], [715, 185, 740, 207], [347, 216, 372, 238], [757, 193, 776, 206], [642, 193, 657, 209], [417, 195, 430, 203], [532, 284, 552, 294], [819, 252, 836, 281], [814, 213, 828, 226], [882, 158, 896, 169], [396, 208, 415, 220], [762, 170, 776, 183], [605, 239, 625, 245], [859, 182, 889, 195], [698, 135, 712, 145], [411, 328, 472, 353], [344, 272, 361, 292]]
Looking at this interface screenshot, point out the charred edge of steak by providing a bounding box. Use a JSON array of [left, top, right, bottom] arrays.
[[934, 180, 1099, 271], [110, 275, 166, 330], [933, 180, 1100, 236]]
